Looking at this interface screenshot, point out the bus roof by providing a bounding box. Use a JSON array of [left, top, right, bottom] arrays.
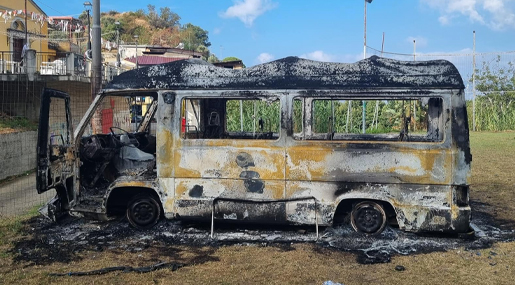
[[104, 55, 465, 91]]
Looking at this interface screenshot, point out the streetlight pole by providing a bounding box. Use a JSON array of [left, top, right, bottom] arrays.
[[362, 0, 372, 134], [115, 21, 120, 67], [134, 35, 139, 69], [83, 2, 92, 57]]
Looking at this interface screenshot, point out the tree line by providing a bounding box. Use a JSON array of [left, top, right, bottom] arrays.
[[468, 56, 515, 131], [73, 5, 230, 63]]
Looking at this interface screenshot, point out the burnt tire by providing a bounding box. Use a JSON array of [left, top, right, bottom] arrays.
[[126, 194, 161, 229], [350, 201, 387, 235]]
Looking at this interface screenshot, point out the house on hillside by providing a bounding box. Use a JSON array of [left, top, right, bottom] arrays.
[[113, 45, 203, 69], [47, 16, 83, 55], [213, 60, 244, 69], [0, 0, 50, 73]]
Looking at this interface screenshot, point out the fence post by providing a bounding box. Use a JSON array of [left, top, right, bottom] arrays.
[[472, 31, 476, 132]]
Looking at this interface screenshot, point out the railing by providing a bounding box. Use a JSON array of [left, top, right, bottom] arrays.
[[0, 51, 23, 74], [0, 50, 130, 82]]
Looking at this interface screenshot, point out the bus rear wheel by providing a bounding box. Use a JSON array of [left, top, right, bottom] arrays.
[[126, 194, 161, 229], [350, 201, 387, 235]]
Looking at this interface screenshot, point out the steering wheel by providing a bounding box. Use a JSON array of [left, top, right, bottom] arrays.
[[110, 127, 139, 147]]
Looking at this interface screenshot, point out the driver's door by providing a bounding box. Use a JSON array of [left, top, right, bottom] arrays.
[[36, 88, 77, 207]]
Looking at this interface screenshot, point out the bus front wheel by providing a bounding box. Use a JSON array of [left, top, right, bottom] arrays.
[[126, 194, 161, 229], [350, 201, 387, 235]]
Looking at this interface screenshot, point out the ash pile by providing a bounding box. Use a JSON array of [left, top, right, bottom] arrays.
[[12, 201, 515, 265]]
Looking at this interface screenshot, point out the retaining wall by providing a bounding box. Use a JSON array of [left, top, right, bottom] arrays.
[[0, 131, 37, 180]]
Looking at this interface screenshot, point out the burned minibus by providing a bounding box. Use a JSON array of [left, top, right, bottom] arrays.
[[37, 56, 471, 235]]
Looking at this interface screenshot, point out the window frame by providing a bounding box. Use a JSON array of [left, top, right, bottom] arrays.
[[179, 95, 282, 141], [291, 95, 446, 143]]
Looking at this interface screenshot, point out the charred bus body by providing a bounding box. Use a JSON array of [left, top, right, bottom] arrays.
[[37, 56, 471, 234]]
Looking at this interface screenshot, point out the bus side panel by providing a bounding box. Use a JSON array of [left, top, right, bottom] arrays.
[[451, 90, 472, 186], [173, 141, 285, 181], [285, 181, 470, 232], [172, 178, 285, 221], [285, 143, 453, 185]]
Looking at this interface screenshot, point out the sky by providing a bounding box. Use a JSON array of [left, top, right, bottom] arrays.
[[36, 0, 515, 67]]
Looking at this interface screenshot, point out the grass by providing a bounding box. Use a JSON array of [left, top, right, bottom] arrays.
[[0, 116, 38, 134], [469, 132, 515, 225], [0, 204, 40, 259], [0, 132, 514, 284]]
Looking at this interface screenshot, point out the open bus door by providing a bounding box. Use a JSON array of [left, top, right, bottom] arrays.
[[36, 88, 77, 220]]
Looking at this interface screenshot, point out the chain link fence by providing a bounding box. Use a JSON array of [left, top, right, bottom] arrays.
[[366, 46, 515, 131], [0, 76, 92, 217], [2, 48, 515, 217]]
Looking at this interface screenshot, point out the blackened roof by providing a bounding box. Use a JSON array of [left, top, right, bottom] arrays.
[[104, 56, 465, 91]]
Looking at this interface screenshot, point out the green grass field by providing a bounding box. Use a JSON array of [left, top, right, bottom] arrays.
[[1, 132, 514, 285]]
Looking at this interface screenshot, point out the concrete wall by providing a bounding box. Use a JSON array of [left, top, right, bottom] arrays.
[[0, 78, 92, 180], [0, 131, 37, 180], [1, 78, 92, 126]]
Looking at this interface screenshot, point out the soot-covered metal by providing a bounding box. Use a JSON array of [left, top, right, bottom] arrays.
[[105, 56, 464, 91], [37, 55, 472, 237]]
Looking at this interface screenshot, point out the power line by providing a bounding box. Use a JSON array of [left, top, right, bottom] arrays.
[[33, 0, 65, 16]]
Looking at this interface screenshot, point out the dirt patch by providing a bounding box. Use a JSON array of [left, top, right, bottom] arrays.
[[10, 200, 515, 268]]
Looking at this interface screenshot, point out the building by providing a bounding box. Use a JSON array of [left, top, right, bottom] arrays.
[[213, 60, 244, 69], [115, 45, 203, 69], [47, 16, 83, 55], [0, 0, 50, 72]]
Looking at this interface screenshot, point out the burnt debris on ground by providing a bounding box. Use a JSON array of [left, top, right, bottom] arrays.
[[11, 201, 515, 266]]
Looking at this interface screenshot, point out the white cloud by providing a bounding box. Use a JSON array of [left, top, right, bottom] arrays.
[[220, 0, 278, 27], [438, 15, 451, 25], [256, 53, 275, 63], [299, 50, 335, 62], [421, 0, 515, 30], [406, 36, 429, 48]]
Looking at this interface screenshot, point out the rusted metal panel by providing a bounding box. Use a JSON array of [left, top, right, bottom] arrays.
[[285, 180, 470, 232], [172, 178, 285, 221], [285, 145, 452, 185]]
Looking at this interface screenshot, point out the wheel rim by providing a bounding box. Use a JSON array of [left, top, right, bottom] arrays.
[[351, 202, 386, 234], [129, 198, 159, 227]]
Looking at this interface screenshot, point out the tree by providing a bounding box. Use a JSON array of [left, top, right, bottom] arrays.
[[150, 27, 180, 46], [147, 5, 180, 29], [195, 45, 210, 60], [470, 56, 515, 131], [208, 54, 220, 63], [100, 16, 119, 42], [180, 23, 210, 50]]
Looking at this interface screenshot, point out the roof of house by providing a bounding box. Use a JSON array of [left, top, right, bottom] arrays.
[[213, 60, 244, 69], [124, 56, 185, 66], [105, 56, 465, 91]]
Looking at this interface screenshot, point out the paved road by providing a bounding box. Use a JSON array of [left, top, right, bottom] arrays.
[[0, 173, 54, 217]]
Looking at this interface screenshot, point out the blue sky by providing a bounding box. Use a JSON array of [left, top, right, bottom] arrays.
[[37, 0, 515, 67]]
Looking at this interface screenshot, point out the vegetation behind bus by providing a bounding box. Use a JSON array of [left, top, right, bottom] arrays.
[[226, 98, 432, 135]]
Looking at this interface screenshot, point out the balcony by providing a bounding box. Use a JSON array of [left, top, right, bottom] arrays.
[[0, 50, 129, 82]]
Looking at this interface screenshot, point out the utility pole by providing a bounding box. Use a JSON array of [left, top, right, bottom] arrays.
[[134, 35, 139, 69], [115, 21, 120, 67], [24, 0, 28, 45], [90, 0, 102, 134], [84, 2, 92, 56]]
